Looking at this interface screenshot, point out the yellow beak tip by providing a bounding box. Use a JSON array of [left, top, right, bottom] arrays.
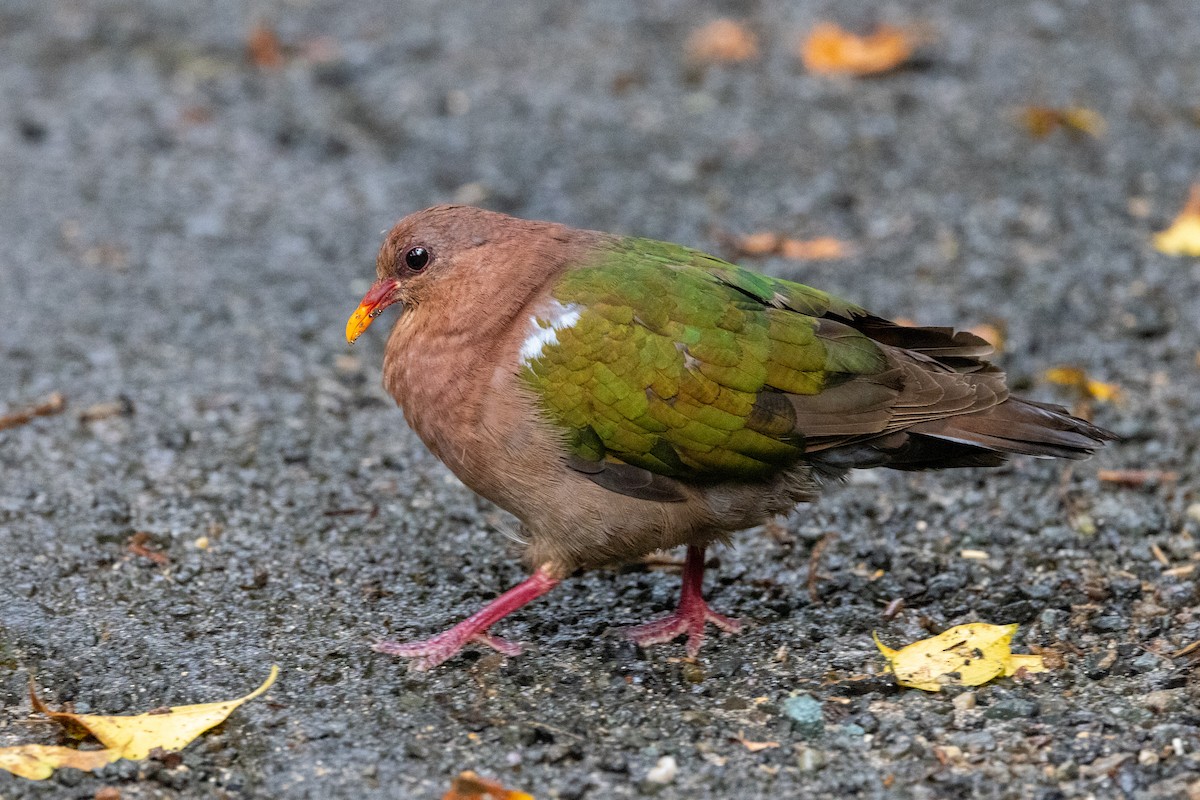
[[345, 305, 375, 344]]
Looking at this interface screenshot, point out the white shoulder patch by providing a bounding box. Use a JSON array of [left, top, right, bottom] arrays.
[[519, 300, 581, 365]]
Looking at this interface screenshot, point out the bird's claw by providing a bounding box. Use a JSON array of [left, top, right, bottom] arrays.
[[373, 630, 524, 671], [625, 602, 742, 658]]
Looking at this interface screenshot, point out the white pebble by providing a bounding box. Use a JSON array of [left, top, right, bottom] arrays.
[[645, 755, 678, 785]]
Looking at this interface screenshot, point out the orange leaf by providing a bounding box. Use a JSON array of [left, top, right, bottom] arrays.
[[736, 231, 781, 256], [735, 232, 850, 260], [780, 237, 850, 260], [442, 771, 533, 800], [800, 23, 914, 76], [966, 323, 1006, 353], [247, 24, 285, 69], [685, 19, 759, 65]]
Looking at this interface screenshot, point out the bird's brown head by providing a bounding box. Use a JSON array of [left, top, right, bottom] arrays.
[[347, 205, 508, 343], [346, 204, 589, 344]]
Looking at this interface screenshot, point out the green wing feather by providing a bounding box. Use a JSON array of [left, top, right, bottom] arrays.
[[518, 237, 889, 482]]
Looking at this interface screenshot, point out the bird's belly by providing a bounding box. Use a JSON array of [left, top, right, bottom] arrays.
[[396, 348, 818, 572]]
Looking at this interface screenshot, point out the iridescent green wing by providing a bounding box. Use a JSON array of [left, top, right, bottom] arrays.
[[518, 238, 891, 487]]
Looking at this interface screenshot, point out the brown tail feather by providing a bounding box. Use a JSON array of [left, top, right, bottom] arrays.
[[808, 396, 1113, 473], [803, 311, 1116, 472], [907, 397, 1116, 461]]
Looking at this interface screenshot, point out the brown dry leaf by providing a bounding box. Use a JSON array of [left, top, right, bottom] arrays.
[[127, 531, 169, 566], [1154, 183, 1200, 256], [732, 731, 780, 752], [247, 24, 285, 69], [1043, 366, 1123, 403], [1096, 469, 1179, 488], [685, 19, 759, 65], [1, 666, 279, 780], [800, 23, 915, 76], [874, 623, 1047, 692], [0, 392, 67, 431], [79, 396, 134, 423], [1020, 106, 1106, 139], [442, 771, 534, 800]]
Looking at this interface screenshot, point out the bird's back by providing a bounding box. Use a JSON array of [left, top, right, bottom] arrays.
[[516, 235, 1114, 501]]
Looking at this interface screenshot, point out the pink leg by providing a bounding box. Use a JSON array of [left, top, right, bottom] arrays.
[[373, 566, 560, 670], [626, 545, 742, 657]]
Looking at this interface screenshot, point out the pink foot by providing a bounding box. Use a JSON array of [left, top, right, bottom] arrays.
[[625, 545, 743, 657], [373, 630, 524, 671], [374, 567, 560, 670]]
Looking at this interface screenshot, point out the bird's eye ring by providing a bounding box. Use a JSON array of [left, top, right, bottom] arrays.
[[405, 246, 430, 271]]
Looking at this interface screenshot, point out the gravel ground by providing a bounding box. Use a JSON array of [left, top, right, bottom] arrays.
[[2, 1, 1199, 798]]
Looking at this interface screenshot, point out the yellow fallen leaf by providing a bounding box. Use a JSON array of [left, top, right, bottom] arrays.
[[1, 666, 279, 781], [443, 770, 534, 800], [874, 623, 1045, 692], [34, 665, 279, 760], [1020, 106, 1106, 139], [0, 745, 117, 781], [1006, 654, 1049, 677], [1046, 369, 1094, 391], [1154, 183, 1200, 256], [1083, 379, 1122, 403], [685, 19, 759, 65], [1043, 366, 1123, 403], [1061, 107, 1106, 137], [800, 23, 915, 76]]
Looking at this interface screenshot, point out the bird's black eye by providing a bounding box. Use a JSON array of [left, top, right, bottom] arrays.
[[404, 246, 430, 271]]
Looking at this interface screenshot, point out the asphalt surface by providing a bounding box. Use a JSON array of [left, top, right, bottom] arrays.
[[2, 1, 1199, 798]]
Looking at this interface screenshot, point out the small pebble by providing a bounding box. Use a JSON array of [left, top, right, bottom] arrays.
[[952, 691, 977, 711], [1138, 689, 1184, 713], [795, 745, 825, 771], [1092, 615, 1129, 633], [984, 698, 1039, 720], [782, 694, 824, 738], [643, 755, 677, 786], [1130, 652, 1163, 673]]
